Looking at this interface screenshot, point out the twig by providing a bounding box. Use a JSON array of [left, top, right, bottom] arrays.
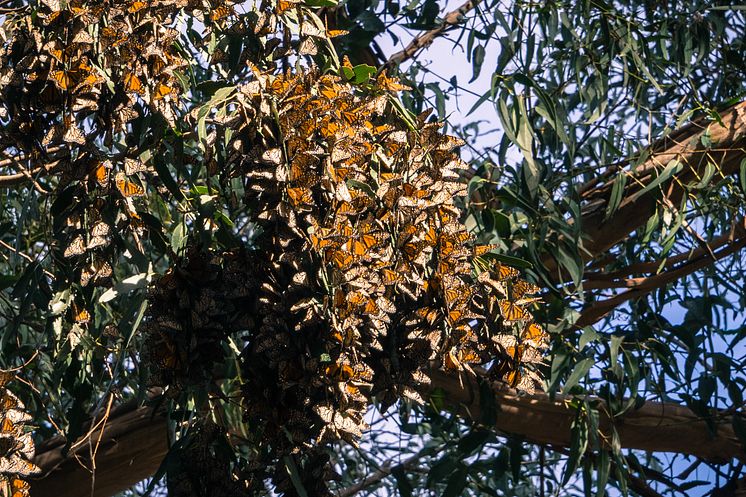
[[583, 218, 744, 287], [575, 219, 746, 327], [336, 451, 422, 497], [385, 0, 481, 67]]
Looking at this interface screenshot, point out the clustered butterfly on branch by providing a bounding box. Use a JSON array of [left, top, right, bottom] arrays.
[[0, 1, 548, 495], [0, 373, 40, 497], [142, 64, 548, 495]]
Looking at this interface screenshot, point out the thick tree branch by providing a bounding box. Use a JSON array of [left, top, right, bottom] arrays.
[[31, 400, 168, 497], [385, 0, 480, 67], [545, 101, 746, 277], [31, 369, 744, 497], [420, 369, 744, 462]]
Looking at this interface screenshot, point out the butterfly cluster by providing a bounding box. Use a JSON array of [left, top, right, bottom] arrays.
[[148, 64, 549, 495], [141, 248, 256, 393], [0, 373, 40, 497]]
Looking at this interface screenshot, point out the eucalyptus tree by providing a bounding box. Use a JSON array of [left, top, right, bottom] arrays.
[[0, 1, 743, 497]]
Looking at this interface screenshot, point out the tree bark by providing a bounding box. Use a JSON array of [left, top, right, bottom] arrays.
[[31, 401, 168, 497], [422, 369, 744, 463], [30, 370, 744, 497], [547, 101, 746, 277]]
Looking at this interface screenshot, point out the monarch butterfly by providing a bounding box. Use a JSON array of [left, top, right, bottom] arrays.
[[42, 0, 61, 12], [335, 201, 361, 216], [416, 307, 439, 325], [128, 1, 147, 13], [101, 26, 127, 48], [124, 158, 147, 175], [72, 29, 94, 45], [342, 234, 377, 256], [47, 45, 63, 62], [511, 279, 541, 299], [444, 349, 462, 370], [447, 308, 467, 325], [0, 372, 14, 388], [115, 172, 144, 197], [346, 292, 366, 307], [361, 299, 379, 316], [1, 418, 14, 433], [0, 457, 39, 478], [498, 300, 525, 323], [324, 362, 354, 382], [123, 72, 144, 95], [63, 235, 86, 258], [71, 303, 91, 324], [152, 333, 179, 370], [210, 5, 233, 21], [152, 82, 176, 101], [310, 233, 334, 250], [63, 125, 86, 145], [92, 162, 111, 187], [402, 241, 424, 261], [0, 394, 17, 414], [287, 187, 313, 208], [521, 322, 546, 346], [474, 244, 499, 256], [381, 268, 403, 285], [376, 71, 411, 92], [50, 70, 71, 91], [87, 221, 110, 250], [331, 250, 354, 269], [496, 263, 520, 281], [275, 0, 297, 14], [444, 286, 469, 307], [458, 348, 480, 364], [11, 477, 30, 497], [376, 297, 396, 314], [327, 29, 349, 38], [80, 259, 112, 287]]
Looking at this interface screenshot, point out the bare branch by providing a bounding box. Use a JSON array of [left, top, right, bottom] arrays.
[[420, 369, 745, 463], [385, 0, 481, 68], [575, 219, 746, 327]]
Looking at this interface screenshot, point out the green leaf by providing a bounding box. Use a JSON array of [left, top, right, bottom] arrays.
[[98, 271, 153, 303], [739, 157, 746, 194], [732, 414, 746, 446], [171, 222, 188, 254], [477, 252, 533, 269], [303, 0, 338, 7], [283, 456, 309, 497], [458, 429, 491, 455], [604, 173, 627, 221], [427, 454, 456, 486], [563, 357, 594, 393], [352, 64, 376, 84], [443, 466, 467, 497], [470, 45, 485, 83], [595, 450, 610, 497], [628, 159, 683, 202], [563, 413, 588, 485]]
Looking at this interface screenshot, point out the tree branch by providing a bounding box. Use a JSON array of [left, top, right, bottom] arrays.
[[420, 369, 744, 463], [336, 451, 421, 497], [574, 219, 746, 327], [544, 101, 746, 278], [385, 0, 481, 67], [31, 400, 168, 497], [31, 368, 744, 497]]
